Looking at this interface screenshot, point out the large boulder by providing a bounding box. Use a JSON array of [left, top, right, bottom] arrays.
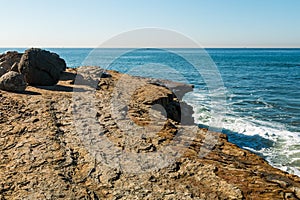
[[0, 51, 23, 72], [18, 48, 66, 86], [0, 71, 26, 92]]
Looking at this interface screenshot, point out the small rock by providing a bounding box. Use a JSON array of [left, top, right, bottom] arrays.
[[285, 192, 296, 199], [0, 71, 26, 92], [293, 187, 300, 199]]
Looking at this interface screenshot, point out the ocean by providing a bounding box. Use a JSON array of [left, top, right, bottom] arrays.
[[1, 48, 299, 176]]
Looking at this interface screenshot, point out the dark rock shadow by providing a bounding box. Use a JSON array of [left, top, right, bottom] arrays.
[[21, 90, 41, 95], [34, 85, 90, 92], [59, 71, 76, 82], [0, 90, 41, 95], [34, 85, 80, 92]]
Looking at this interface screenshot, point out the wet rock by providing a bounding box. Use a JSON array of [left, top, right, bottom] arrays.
[[18, 48, 66, 86], [0, 71, 26, 92]]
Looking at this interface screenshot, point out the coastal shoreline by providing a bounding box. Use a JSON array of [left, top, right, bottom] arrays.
[[1, 67, 300, 199]]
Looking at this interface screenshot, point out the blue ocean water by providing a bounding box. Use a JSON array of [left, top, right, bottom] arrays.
[[1, 48, 299, 175]]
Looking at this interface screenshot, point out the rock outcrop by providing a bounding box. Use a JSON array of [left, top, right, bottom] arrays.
[[0, 71, 26, 92], [0, 67, 299, 199], [0, 48, 67, 87], [18, 48, 66, 86], [0, 51, 22, 72]]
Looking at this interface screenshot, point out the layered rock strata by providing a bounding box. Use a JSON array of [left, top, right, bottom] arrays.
[[0, 67, 299, 200]]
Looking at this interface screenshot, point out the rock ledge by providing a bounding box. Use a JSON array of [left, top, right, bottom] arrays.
[[0, 67, 299, 200]]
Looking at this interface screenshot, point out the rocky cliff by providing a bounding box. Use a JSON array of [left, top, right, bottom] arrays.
[[0, 67, 300, 200]]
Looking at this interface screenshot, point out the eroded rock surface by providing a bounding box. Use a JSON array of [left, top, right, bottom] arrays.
[[0, 51, 22, 72], [0, 71, 26, 92], [0, 68, 300, 200], [18, 48, 66, 86]]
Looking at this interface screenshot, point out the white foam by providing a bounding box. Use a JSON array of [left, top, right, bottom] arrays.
[[184, 91, 300, 176]]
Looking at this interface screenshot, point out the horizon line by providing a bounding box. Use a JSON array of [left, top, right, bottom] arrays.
[[1, 46, 300, 49]]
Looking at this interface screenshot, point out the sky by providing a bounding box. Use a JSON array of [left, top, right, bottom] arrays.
[[0, 0, 299, 48]]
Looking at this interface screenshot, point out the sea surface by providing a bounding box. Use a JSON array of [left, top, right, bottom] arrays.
[[1, 48, 300, 176]]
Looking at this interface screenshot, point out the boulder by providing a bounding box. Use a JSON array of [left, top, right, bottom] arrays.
[[11, 62, 19, 72], [0, 61, 11, 71], [0, 71, 26, 92], [0, 67, 7, 77], [0, 51, 23, 71], [18, 48, 66, 86]]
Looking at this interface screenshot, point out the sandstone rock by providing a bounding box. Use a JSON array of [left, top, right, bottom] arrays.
[[18, 48, 66, 86], [0, 68, 300, 199], [293, 187, 300, 198], [74, 66, 111, 87], [148, 79, 194, 100], [0, 71, 26, 92], [129, 82, 194, 124]]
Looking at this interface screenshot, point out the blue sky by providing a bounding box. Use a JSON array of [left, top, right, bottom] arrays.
[[0, 0, 299, 47]]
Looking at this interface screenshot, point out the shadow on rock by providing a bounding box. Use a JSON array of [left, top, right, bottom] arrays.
[[35, 85, 76, 92], [20, 90, 41, 95]]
